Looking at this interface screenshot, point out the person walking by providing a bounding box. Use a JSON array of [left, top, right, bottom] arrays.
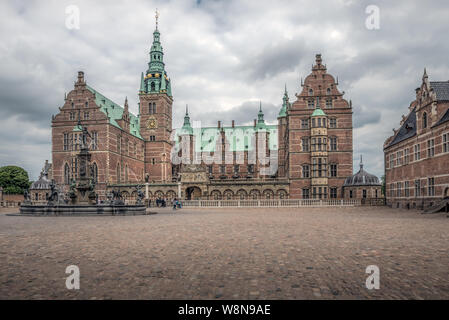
[[173, 198, 177, 210]]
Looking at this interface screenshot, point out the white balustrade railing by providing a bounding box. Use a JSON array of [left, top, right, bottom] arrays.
[[180, 199, 362, 208]]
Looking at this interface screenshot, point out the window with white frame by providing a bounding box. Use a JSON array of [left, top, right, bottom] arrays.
[[443, 133, 449, 153], [427, 139, 435, 157], [414, 144, 420, 161], [404, 181, 409, 197], [428, 177, 435, 196]]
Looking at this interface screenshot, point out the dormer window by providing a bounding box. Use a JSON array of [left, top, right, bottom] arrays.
[[309, 89, 313, 96], [423, 112, 428, 129], [327, 88, 331, 95]]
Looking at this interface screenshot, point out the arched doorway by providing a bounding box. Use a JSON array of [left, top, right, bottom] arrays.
[[186, 186, 202, 200], [444, 187, 449, 199]]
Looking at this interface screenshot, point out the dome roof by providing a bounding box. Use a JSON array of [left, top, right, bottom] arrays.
[[344, 156, 381, 187], [30, 161, 52, 190], [30, 176, 51, 190]]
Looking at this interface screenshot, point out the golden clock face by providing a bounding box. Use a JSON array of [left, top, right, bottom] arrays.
[[146, 117, 158, 129]]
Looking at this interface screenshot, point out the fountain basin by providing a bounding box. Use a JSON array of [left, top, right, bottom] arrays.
[[19, 204, 147, 216]]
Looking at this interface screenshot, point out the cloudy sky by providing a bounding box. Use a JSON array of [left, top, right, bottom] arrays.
[[1, 0, 448, 180]]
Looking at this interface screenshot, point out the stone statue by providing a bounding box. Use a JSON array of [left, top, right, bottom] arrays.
[[47, 180, 59, 205], [23, 189, 32, 205], [135, 185, 145, 205]]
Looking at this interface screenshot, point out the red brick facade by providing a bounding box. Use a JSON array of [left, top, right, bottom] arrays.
[[284, 54, 353, 199], [50, 25, 358, 201], [384, 70, 449, 209]]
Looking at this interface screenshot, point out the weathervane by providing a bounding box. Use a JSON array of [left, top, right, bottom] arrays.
[[155, 8, 159, 29]]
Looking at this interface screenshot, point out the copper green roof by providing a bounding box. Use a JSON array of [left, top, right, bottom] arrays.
[[278, 84, 289, 118], [174, 125, 278, 153], [72, 124, 82, 132], [86, 85, 143, 139], [311, 107, 326, 117]]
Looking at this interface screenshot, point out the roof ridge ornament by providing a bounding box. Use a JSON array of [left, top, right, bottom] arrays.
[[155, 8, 159, 30]]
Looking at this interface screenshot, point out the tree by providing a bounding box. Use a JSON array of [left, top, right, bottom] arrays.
[[0, 166, 31, 194]]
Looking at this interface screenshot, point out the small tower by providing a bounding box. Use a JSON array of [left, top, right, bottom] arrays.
[[278, 84, 289, 177]]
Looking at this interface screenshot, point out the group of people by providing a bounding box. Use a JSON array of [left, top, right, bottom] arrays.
[[150, 197, 182, 210]]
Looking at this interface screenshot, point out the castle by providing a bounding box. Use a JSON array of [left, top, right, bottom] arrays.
[[50, 17, 381, 202]]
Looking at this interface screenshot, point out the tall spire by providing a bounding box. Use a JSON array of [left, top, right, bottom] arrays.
[[360, 155, 364, 170], [278, 84, 289, 118], [181, 104, 193, 134], [139, 9, 172, 97], [257, 101, 265, 124]]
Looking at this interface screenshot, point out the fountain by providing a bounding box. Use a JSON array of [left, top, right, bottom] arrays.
[[20, 122, 147, 216]]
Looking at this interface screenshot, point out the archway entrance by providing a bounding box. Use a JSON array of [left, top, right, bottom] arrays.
[[444, 187, 449, 199], [186, 186, 202, 200]]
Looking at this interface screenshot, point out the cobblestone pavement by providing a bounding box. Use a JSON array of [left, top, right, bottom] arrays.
[[0, 207, 448, 299]]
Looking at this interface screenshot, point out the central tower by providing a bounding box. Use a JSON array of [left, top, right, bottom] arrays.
[[139, 10, 173, 182]]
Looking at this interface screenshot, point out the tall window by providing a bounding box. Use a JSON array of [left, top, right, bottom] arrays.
[[208, 165, 213, 174], [443, 133, 449, 153], [312, 158, 327, 178], [149, 102, 156, 114], [117, 135, 121, 153], [422, 112, 427, 129], [91, 131, 98, 150], [330, 187, 337, 199], [64, 163, 70, 184], [92, 163, 98, 183], [247, 164, 254, 174], [428, 177, 435, 196], [63, 133, 69, 151], [85, 101, 89, 108], [69, 112, 75, 120], [150, 135, 156, 141], [404, 148, 409, 164], [427, 139, 435, 157], [389, 153, 394, 168], [404, 181, 410, 197], [397, 182, 402, 197], [233, 165, 239, 174], [308, 89, 313, 96], [329, 118, 337, 128], [72, 158, 78, 178], [302, 164, 310, 178], [302, 137, 310, 152], [396, 150, 402, 166], [220, 165, 225, 174], [349, 190, 353, 198], [151, 82, 155, 92], [363, 190, 367, 199], [330, 137, 337, 151], [83, 111, 89, 120], [415, 179, 421, 197], [325, 98, 333, 108], [302, 188, 310, 199], [414, 144, 420, 161], [330, 164, 337, 177]]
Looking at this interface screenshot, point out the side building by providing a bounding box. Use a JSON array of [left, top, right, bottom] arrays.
[[384, 70, 449, 209]]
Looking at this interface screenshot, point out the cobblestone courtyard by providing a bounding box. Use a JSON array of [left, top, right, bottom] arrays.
[[0, 207, 448, 299]]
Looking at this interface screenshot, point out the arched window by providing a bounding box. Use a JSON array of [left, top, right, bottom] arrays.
[[64, 163, 70, 184], [117, 163, 121, 183], [151, 82, 155, 92], [92, 163, 98, 183], [309, 89, 313, 96], [327, 88, 331, 95], [149, 102, 156, 114], [423, 112, 428, 129]]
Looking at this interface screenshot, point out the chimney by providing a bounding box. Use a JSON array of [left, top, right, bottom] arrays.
[[232, 120, 235, 128], [218, 121, 221, 128]]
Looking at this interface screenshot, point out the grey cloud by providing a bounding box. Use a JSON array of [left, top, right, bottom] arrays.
[[1, 0, 449, 180]]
